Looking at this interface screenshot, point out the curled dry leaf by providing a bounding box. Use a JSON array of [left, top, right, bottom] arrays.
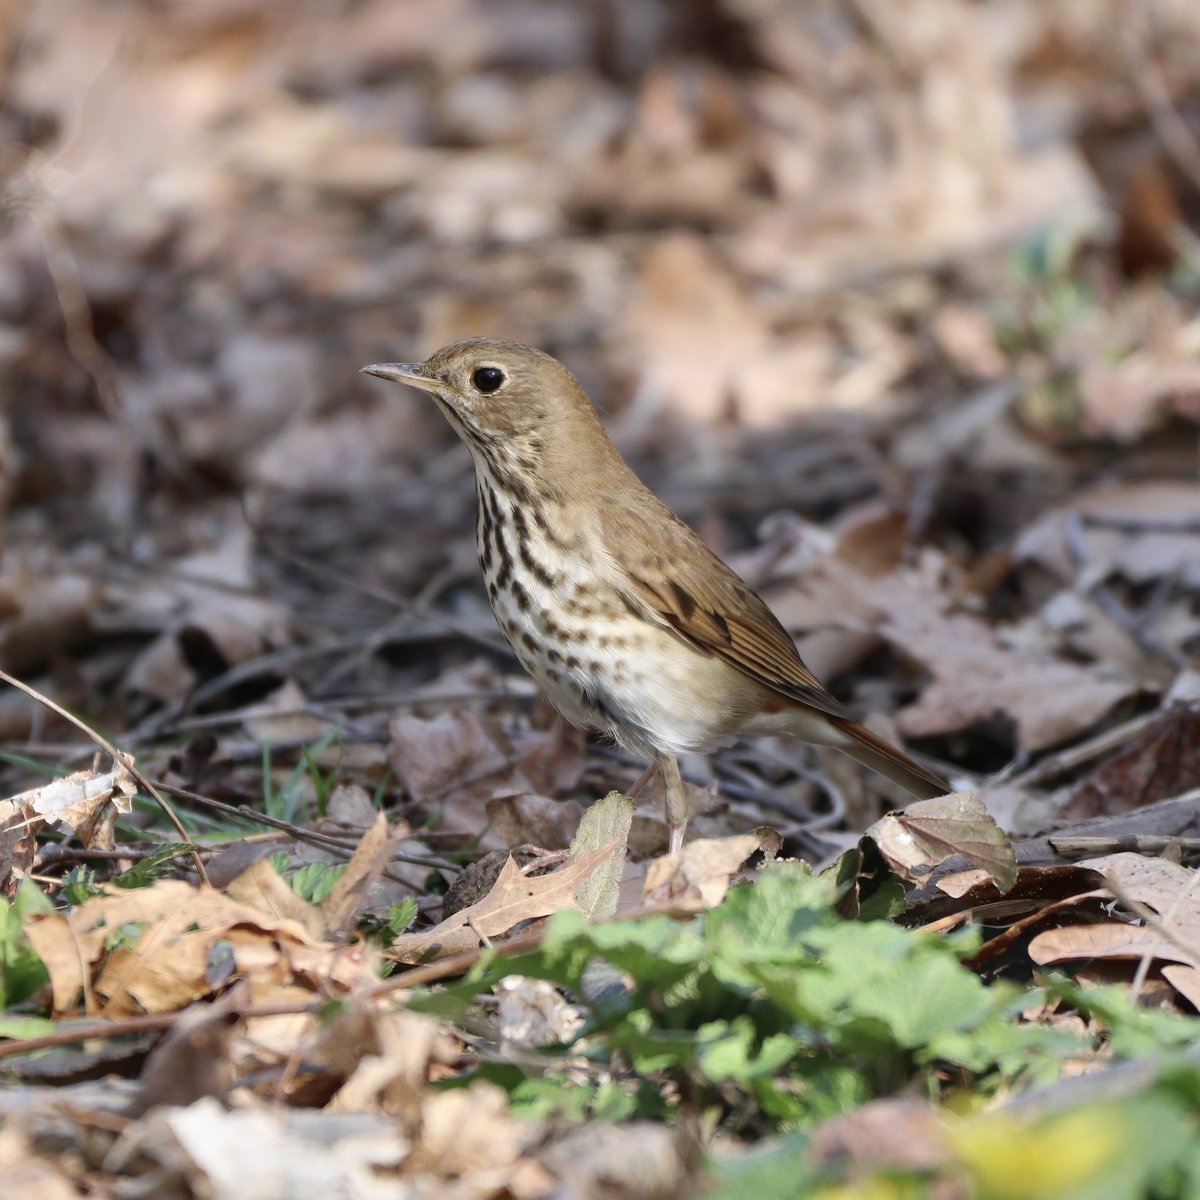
[[0, 761, 136, 897], [642, 834, 763, 914], [867, 792, 1017, 892], [1028, 853, 1200, 1006], [495, 975, 586, 1048], [24, 877, 379, 1018]]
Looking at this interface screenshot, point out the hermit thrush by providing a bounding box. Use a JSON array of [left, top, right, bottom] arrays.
[[363, 339, 947, 852]]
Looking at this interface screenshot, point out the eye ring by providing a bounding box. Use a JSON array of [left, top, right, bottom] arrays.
[[471, 365, 506, 394]]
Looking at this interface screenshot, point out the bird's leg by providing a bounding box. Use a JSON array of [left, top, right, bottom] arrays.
[[626, 760, 660, 801], [659, 755, 689, 854]]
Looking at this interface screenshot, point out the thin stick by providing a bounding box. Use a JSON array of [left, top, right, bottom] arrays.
[[0, 669, 210, 887], [0, 1001, 317, 1061]]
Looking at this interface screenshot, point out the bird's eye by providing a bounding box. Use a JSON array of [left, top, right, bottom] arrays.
[[471, 366, 505, 394]]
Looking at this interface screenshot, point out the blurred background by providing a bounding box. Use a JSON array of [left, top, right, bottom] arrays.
[[2, 0, 1199, 841]]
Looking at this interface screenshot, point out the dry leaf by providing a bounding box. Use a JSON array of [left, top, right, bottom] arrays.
[[327, 1009, 459, 1119], [24, 878, 379, 1017], [319, 810, 393, 937], [387, 842, 622, 964], [867, 792, 1017, 892], [0, 761, 136, 896], [495, 976, 586, 1048], [485, 792, 584, 851], [642, 834, 762, 913], [1028, 853, 1200, 1004], [799, 557, 1135, 753]]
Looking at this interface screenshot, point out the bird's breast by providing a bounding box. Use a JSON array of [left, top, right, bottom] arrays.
[[475, 473, 755, 757]]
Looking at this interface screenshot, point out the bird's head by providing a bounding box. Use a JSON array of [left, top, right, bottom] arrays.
[[361, 338, 598, 463]]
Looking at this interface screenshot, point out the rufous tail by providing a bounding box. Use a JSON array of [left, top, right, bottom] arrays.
[[828, 716, 948, 800]]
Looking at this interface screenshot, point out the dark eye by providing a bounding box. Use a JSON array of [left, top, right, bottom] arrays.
[[472, 366, 505, 394]]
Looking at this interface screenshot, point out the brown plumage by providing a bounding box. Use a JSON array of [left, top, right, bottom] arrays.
[[363, 338, 947, 851]]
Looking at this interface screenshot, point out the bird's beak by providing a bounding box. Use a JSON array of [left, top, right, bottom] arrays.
[[360, 362, 441, 393]]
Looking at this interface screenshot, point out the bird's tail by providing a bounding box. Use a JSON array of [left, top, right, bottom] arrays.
[[827, 715, 948, 800]]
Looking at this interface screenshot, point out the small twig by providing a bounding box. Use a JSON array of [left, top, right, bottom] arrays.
[[0, 669, 209, 887], [1121, 2, 1200, 197], [152, 781, 460, 874], [1083, 514, 1200, 537], [35, 844, 177, 866], [1010, 707, 1163, 790], [1049, 835, 1200, 858], [371, 924, 551, 995], [0, 1001, 318, 1062]]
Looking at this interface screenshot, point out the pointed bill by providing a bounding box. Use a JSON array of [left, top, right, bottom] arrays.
[[360, 362, 439, 392]]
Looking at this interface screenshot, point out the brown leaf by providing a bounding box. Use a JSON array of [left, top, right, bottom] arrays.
[[129, 982, 248, 1116], [779, 554, 1134, 753], [642, 834, 761, 913], [318, 810, 393, 937], [1027, 853, 1200, 1004], [387, 842, 622, 964], [0, 762, 136, 896], [327, 1009, 460, 1118], [868, 792, 1017, 892], [1062, 702, 1200, 823], [24, 878, 379, 1017], [226, 859, 326, 941], [485, 792, 583, 851]]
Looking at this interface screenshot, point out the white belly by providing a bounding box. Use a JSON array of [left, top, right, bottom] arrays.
[[478, 470, 736, 759]]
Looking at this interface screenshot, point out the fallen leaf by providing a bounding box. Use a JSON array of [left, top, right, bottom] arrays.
[[129, 982, 248, 1116], [642, 834, 762, 913], [0, 761, 136, 896], [24, 878, 379, 1017], [1027, 853, 1200, 1004], [1061, 702, 1200, 823], [868, 792, 1017, 892], [485, 792, 583, 851], [318, 810, 393, 937], [387, 842, 623, 964], [569, 792, 635, 920]]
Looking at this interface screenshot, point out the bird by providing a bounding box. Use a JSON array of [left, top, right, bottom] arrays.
[[362, 339, 947, 853]]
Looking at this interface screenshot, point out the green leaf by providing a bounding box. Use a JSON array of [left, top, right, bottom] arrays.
[[114, 843, 197, 889], [0, 881, 53, 1009], [386, 898, 418, 936], [288, 861, 345, 905], [568, 791, 634, 920], [697, 1017, 797, 1082], [707, 1135, 816, 1200], [0, 1014, 56, 1039]]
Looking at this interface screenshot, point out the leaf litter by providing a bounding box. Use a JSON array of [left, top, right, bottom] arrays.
[[2, 0, 1200, 1196]]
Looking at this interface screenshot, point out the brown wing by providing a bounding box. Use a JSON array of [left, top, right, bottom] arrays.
[[608, 503, 850, 721]]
